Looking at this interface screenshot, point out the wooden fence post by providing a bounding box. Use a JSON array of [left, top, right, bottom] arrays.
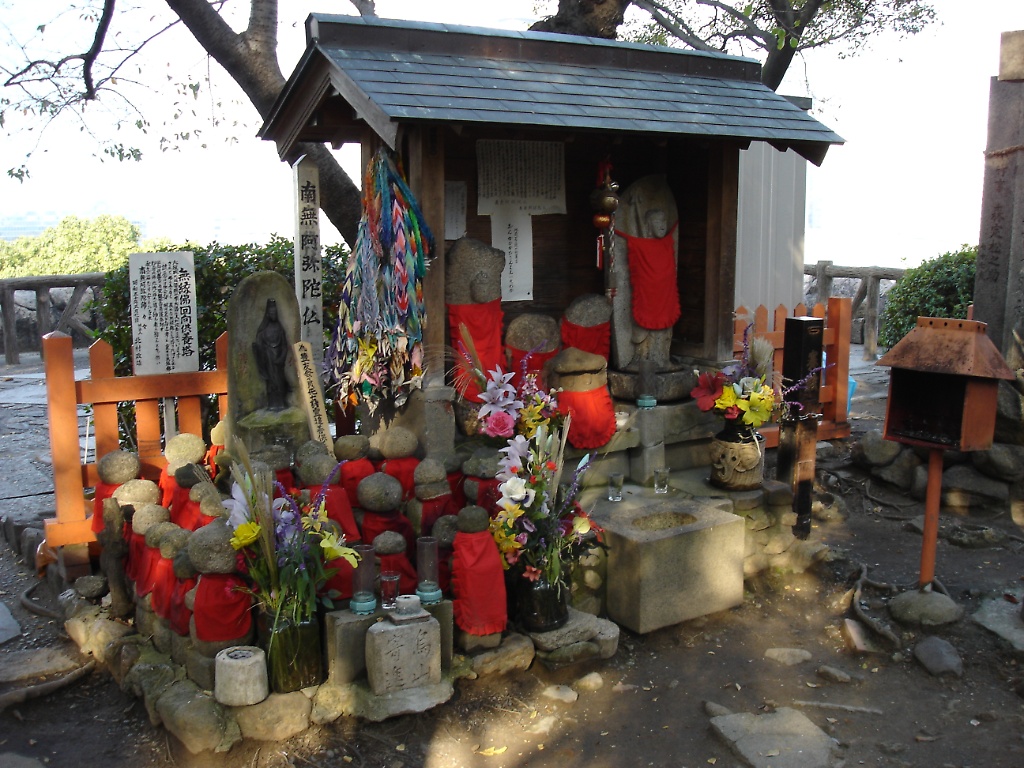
[[862, 274, 881, 360], [1, 284, 18, 365]]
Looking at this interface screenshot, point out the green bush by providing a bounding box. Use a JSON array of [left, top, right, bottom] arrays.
[[95, 235, 348, 444], [0, 215, 144, 278], [878, 245, 976, 348]]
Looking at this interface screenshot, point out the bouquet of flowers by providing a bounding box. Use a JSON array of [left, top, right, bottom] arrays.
[[488, 419, 601, 588], [223, 449, 358, 629], [474, 366, 563, 440], [690, 327, 776, 428]]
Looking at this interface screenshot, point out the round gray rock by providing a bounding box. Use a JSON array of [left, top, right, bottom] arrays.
[[852, 430, 902, 467], [186, 518, 237, 574], [889, 589, 963, 627], [173, 547, 199, 579], [189, 482, 220, 504], [457, 505, 490, 533], [372, 529, 407, 555], [175, 463, 209, 488], [334, 434, 371, 461], [564, 293, 612, 327], [113, 478, 160, 506], [296, 439, 331, 467], [159, 527, 192, 558], [144, 520, 179, 548], [378, 426, 418, 459], [297, 454, 339, 487], [462, 448, 501, 479], [97, 450, 141, 485], [913, 635, 963, 677], [74, 574, 108, 600], [250, 444, 291, 472], [132, 503, 170, 535], [414, 458, 447, 485], [432, 515, 459, 547], [505, 313, 560, 354], [357, 473, 403, 512], [165, 433, 207, 469]]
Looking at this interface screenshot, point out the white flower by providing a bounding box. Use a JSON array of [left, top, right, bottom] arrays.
[[478, 367, 524, 418], [499, 475, 536, 508], [497, 434, 531, 480], [222, 481, 253, 530]]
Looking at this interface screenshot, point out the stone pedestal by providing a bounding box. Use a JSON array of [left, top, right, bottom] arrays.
[[592, 496, 744, 634], [365, 597, 442, 696]]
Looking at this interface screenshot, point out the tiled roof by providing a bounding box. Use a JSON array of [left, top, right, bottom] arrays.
[[261, 14, 842, 164]]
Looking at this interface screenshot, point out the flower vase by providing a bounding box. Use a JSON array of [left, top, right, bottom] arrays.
[[516, 574, 569, 633], [257, 612, 323, 693], [708, 420, 765, 491]]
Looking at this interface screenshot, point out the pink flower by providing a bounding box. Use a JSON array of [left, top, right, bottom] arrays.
[[482, 410, 516, 438], [524, 566, 543, 582]]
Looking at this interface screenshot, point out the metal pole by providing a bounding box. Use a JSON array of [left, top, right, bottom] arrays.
[[919, 448, 944, 587]]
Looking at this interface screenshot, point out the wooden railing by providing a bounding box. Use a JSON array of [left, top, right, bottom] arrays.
[[733, 296, 852, 449], [804, 261, 904, 360], [42, 331, 229, 550], [0, 273, 106, 365]]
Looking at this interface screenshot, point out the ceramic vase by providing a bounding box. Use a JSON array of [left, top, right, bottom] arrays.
[[708, 420, 765, 491]]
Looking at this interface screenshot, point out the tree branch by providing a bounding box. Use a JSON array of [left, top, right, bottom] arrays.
[[83, 0, 117, 99]]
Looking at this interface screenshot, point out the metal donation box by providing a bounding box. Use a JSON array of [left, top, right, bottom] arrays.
[[877, 317, 1014, 586]]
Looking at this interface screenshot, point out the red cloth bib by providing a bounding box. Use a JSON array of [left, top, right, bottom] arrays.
[[134, 545, 160, 597], [322, 556, 355, 601], [378, 552, 418, 595], [380, 457, 419, 502], [91, 481, 122, 534], [125, 530, 145, 582], [451, 531, 507, 635], [447, 472, 467, 511], [360, 511, 416, 561], [617, 224, 681, 330], [149, 557, 177, 619], [558, 387, 617, 449], [448, 300, 504, 400], [158, 466, 177, 509], [506, 345, 558, 390], [418, 495, 455, 537], [274, 468, 296, 496], [340, 458, 376, 509], [304, 483, 361, 543], [168, 576, 197, 636], [560, 319, 611, 361], [192, 573, 252, 642]]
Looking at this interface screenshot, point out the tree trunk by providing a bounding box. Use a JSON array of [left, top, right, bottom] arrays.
[[530, 0, 631, 39]]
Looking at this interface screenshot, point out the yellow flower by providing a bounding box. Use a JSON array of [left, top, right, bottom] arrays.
[[230, 521, 261, 550], [715, 386, 738, 411], [741, 388, 774, 427], [320, 531, 359, 566], [572, 516, 592, 536]]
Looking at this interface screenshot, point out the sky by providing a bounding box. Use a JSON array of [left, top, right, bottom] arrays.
[[1, 1, 1022, 269]]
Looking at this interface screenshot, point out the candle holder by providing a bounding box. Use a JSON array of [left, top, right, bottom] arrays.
[[415, 536, 443, 605]]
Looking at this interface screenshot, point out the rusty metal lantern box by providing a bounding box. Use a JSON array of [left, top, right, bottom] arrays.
[[876, 318, 1015, 451]]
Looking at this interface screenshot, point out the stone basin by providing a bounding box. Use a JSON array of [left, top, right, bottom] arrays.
[[591, 497, 743, 634]]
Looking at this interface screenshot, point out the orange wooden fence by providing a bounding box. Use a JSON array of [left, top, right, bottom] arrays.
[[42, 331, 229, 549], [733, 297, 852, 448]]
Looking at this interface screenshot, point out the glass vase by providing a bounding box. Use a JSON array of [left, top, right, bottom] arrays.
[[516, 574, 569, 633], [257, 612, 323, 693]]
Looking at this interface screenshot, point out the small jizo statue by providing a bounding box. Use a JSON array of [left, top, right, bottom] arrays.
[[252, 298, 292, 410]]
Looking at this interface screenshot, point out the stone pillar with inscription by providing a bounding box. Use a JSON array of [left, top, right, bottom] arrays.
[[365, 595, 442, 696], [293, 156, 324, 369]]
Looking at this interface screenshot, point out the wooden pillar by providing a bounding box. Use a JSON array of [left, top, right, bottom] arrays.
[[704, 143, 739, 361], [815, 260, 833, 306], [42, 331, 94, 548], [1, 283, 18, 365], [862, 274, 881, 360], [405, 126, 446, 387]]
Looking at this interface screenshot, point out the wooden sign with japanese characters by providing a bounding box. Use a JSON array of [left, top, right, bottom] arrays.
[[128, 252, 200, 375], [294, 340, 332, 449], [293, 155, 324, 368]]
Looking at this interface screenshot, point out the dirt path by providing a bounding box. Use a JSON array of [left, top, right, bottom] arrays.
[[3, 355, 1024, 767]]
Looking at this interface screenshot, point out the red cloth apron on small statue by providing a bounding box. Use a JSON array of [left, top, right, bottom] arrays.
[[168, 576, 197, 636], [322, 557, 355, 601], [305, 483, 361, 543], [506, 345, 558, 390], [447, 472, 467, 511], [158, 466, 177, 509], [340, 458, 376, 509], [273, 468, 296, 496], [418, 495, 455, 537], [360, 511, 416, 562], [377, 552, 418, 595], [203, 444, 224, 480], [451, 530, 507, 636], [149, 556, 177, 619], [616, 223, 681, 330], [560, 319, 611, 361], [171, 484, 204, 531], [448, 300, 504, 401], [134, 545, 161, 598], [125, 530, 145, 582], [90, 481, 122, 534], [380, 457, 419, 502], [558, 387, 617, 449], [468, 477, 503, 517], [192, 573, 252, 643]]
